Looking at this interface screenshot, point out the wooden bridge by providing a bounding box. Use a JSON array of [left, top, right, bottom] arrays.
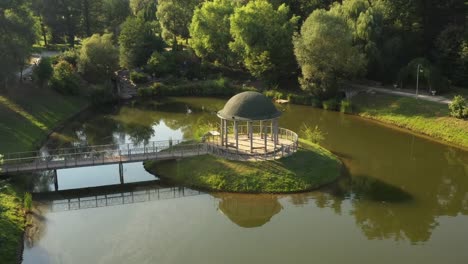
[[0, 140, 207, 175]]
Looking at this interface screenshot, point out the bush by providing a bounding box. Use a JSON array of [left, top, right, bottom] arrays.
[[158, 77, 234, 97], [449, 95, 468, 119], [60, 49, 80, 66], [264, 90, 284, 100], [137, 82, 164, 98], [300, 124, 326, 144], [90, 83, 117, 106], [322, 98, 339, 111], [49, 61, 80, 95], [32, 57, 53, 87], [130, 71, 148, 84], [340, 100, 353, 113], [311, 97, 322, 108], [24, 192, 32, 212]]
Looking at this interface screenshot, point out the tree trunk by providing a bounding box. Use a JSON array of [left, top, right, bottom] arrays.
[[83, 0, 91, 37], [40, 16, 48, 47]]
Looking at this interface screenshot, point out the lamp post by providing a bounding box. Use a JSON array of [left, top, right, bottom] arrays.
[[416, 64, 423, 97]]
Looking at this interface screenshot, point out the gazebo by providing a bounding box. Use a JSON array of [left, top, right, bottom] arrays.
[[216, 91, 296, 155]]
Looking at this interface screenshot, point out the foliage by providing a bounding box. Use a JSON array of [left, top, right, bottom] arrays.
[[49, 61, 80, 95], [59, 49, 80, 66], [293, 8, 366, 98], [103, 0, 131, 34], [24, 192, 32, 212], [157, 77, 235, 97], [157, 0, 200, 47], [398, 57, 449, 93], [448, 95, 468, 119], [0, 183, 25, 264], [353, 92, 468, 148], [189, 0, 236, 65], [340, 99, 353, 113], [130, 71, 148, 84], [300, 124, 326, 144], [89, 83, 117, 106], [119, 17, 165, 68], [229, 0, 299, 83], [32, 57, 53, 87], [78, 33, 119, 83], [0, 2, 36, 85], [322, 98, 339, 111], [145, 140, 341, 193], [137, 82, 164, 98], [146, 50, 200, 78]]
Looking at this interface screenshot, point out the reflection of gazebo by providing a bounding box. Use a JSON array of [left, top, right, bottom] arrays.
[[216, 194, 283, 228], [215, 91, 297, 156]]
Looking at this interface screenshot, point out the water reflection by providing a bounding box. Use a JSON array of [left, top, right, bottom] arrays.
[[214, 194, 282, 228]]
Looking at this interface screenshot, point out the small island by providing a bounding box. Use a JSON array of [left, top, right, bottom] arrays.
[[145, 92, 342, 193]]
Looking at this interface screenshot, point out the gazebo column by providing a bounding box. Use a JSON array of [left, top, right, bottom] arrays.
[[234, 120, 238, 151], [264, 125, 267, 153], [270, 120, 274, 141], [260, 121, 263, 139], [224, 119, 228, 148], [249, 121, 253, 153], [220, 118, 224, 147], [274, 118, 279, 146]]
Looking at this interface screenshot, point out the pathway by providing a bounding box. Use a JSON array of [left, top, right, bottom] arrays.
[[350, 83, 453, 104]]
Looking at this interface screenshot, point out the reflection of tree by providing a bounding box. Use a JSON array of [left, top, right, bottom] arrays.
[[214, 194, 283, 228], [120, 122, 155, 145]]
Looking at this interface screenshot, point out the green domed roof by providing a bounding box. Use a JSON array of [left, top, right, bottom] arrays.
[[217, 91, 281, 120]]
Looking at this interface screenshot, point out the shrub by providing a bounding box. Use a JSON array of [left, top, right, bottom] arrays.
[[32, 57, 53, 87], [322, 98, 339, 111], [130, 71, 148, 84], [137, 82, 164, 98], [49, 61, 80, 95], [90, 83, 117, 106], [300, 124, 326, 144], [311, 97, 322, 108], [449, 95, 468, 119], [24, 192, 32, 212], [340, 100, 353, 113], [60, 49, 80, 66]]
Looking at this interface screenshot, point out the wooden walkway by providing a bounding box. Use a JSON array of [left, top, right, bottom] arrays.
[[0, 140, 207, 174]]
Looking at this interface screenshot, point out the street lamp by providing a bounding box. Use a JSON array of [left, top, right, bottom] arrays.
[[416, 64, 423, 97]]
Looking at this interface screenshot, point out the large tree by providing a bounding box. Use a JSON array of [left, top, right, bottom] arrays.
[[0, 0, 36, 86], [189, 0, 237, 65], [156, 0, 200, 49], [229, 0, 299, 82], [119, 17, 165, 68], [78, 34, 119, 83], [293, 9, 366, 97], [102, 0, 131, 36]]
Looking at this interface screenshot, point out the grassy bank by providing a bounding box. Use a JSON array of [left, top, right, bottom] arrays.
[[0, 84, 87, 263], [0, 84, 87, 153], [144, 140, 342, 193], [0, 182, 25, 264], [352, 92, 468, 148]]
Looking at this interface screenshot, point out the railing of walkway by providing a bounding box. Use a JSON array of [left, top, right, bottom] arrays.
[[1, 140, 207, 173]]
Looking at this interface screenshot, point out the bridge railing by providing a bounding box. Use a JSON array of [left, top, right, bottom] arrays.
[[0, 140, 208, 173]]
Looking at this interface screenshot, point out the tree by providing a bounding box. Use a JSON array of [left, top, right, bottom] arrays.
[[33, 57, 54, 87], [0, 0, 36, 86], [102, 0, 131, 35], [130, 0, 157, 21], [189, 0, 237, 65], [78, 34, 119, 83], [119, 17, 165, 69], [156, 0, 200, 48], [293, 9, 366, 97], [49, 61, 80, 94], [41, 0, 82, 47], [229, 0, 299, 82]]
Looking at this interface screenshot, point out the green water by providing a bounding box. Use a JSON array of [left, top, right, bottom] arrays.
[[22, 97, 468, 264]]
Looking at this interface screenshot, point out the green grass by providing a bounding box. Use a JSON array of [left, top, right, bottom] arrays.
[[0, 84, 87, 153], [0, 181, 24, 264], [144, 140, 342, 193], [352, 92, 468, 148]]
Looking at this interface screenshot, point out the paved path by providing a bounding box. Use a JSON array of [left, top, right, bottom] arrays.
[[350, 83, 453, 104], [17, 51, 60, 78]]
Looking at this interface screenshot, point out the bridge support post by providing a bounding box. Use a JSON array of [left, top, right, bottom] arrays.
[[119, 162, 124, 184], [53, 169, 58, 191]]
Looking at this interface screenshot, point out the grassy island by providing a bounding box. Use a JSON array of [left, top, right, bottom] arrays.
[[144, 140, 342, 193]]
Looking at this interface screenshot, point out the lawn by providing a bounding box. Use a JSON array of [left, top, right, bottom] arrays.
[[0, 83, 88, 153], [144, 140, 342, 193], [352, 92, 468, 148]]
